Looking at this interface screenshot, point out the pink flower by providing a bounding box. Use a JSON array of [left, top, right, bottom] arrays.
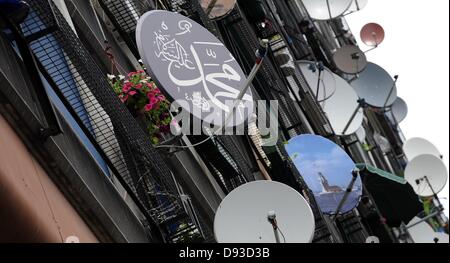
[[135, 84, 143, 90], [129, 91, 137, 96], [150, 97, 159, 105], [158, 95, 166, 101], [123, 83, 132, 93], [147, 92, 156, 100], [147, 82, 154, 89], [128, 72, 136, 77], [154, 88, 161, 94], [144, 103, 154, 112]]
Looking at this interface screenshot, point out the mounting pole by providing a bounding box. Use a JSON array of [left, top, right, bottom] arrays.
[[382, 75, 399, 109], [219, 40, 269, 134], [342, 99, 366, 135], [268, 211, 281, 243], [315, 62, 325, 101], [332, 169, 360, 222], [205, 0, 218, 17]]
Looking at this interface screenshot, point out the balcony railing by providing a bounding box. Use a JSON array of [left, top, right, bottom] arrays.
[[17, 0, 200, 242]]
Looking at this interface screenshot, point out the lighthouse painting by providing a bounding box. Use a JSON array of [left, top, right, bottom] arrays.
[[285, 135, 363, 214], [318, 172, 344, 194]]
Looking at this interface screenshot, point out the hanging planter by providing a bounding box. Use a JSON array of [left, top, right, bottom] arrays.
[[109, 70, 172, 145]]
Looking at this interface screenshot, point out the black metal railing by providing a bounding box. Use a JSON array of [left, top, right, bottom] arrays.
[[19, 0, 198, 242]]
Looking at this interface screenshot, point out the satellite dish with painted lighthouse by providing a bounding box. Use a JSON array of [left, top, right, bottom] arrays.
[[285, 134, 362, 214]]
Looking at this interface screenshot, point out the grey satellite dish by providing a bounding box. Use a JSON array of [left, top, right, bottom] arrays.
[[322, 74, 364, 136], [407, 217, 438, 244], [403, 138, 442, 161], [302, 0, 353, 20], [366, 236, 380, 243], [199, 0, 236, 20], [297, 61, 337, 102], [387, 97, 408, 124], [333, 45, 368, 74], [355, 126, 366, 143], [405, 154, 448, 197], [348, 0, 368, 12], [432, 233, 450, 244], [285, 134, 363, 214], [351, 62, 398, 108], [136, 11, 253, 128], [214, 181, 315, 243]]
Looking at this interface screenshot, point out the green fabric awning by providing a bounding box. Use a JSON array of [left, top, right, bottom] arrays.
[[357, 163, 423, 227], [356, 163, 407, 185]]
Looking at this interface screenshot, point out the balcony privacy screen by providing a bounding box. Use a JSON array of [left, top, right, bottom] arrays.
[[21, 0, 197, 241]]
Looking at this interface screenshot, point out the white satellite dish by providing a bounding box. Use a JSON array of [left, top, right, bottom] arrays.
[[366, 236, 380, 243], [322, 74, 364, 136], [407, 217, 438, 244], [136, 11, 253, 128], [351, 62, 398, 108], [405, 154, 448, 197], [214, 181, 316, 243], [297, 61, 337, 102], [432, 233, 449, 244], [333, 45, 368, 75], [355, 126, 366, 143], [387, 97, 408, 124], [302, 0, 353, 20], [403, 138, 442, 161], [348, 0, 369, 12]]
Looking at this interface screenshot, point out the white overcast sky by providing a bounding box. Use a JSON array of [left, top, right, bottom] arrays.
[[346, 0, 449, 216]]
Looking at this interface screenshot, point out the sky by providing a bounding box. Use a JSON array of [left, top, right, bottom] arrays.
[[345, 0, 449, 216]]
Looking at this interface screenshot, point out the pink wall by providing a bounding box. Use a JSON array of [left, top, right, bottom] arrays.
[[0, 115, 98, 243]]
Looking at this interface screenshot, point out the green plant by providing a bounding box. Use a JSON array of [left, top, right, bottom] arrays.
[[109, 71, 172, 144]]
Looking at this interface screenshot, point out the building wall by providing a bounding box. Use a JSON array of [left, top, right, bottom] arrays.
[[0, 115, 98, 243]]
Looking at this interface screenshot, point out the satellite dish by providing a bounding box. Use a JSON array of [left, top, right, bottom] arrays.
[[366, 236, 380, 243], [199, 0, 236, 20], [136, 11, 253, 128], [333, 45, 368, 74], [348, 0, 369, 12], [407, 217, 438, 243], [285, 134, 362, 214], [387, 97, 408, 124], [433, 233, 450, 244], [297, 61, 337, 102], [405, 154, 448, 197], [403, 138, 442, 161], [322, 74, 364, 136], [360, 23, 385, 47], [351, 62, 397, 108], [355, 126, 366, 143], [214, 181, 315, 243], [302, 0, 353, 20]]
